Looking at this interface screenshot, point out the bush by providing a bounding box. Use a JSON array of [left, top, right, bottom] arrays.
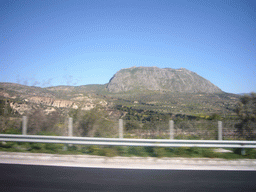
[[37, 131, 59, 136], [235, 93, 256, 140], [0, 141, 15, 148], [0, 116, 21, 133], [125, 121, 140, 131], [153, 147, 166, 157], [30, 143, 45, 150], [3, 128, 21, 134], [73, 108, 116, 137], [127, 146, 148, 157], [115, 146, 129, 156], [45, 143, 63, 152], [87, 145, 101, 155], [102, 148, 118, 157]]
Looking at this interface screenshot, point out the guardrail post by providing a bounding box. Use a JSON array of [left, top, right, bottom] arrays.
[[241, 148, 246, 156], [119, 119, 123, 138], [22, 116, 27, 135], [218, 121, 222, 140], [68, 117, 73, 137], [169, 120, 174, 139]]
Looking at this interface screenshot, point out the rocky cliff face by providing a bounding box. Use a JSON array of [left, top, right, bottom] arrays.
[[28, 97, 77, 108], [106, 67, 222, 93]]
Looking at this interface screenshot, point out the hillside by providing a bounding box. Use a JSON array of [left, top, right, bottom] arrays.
[[107, 67, 222, 93], [0, 67, 240, 117]]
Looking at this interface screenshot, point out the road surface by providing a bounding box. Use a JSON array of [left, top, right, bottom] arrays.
[[0, 164, 256, 192]]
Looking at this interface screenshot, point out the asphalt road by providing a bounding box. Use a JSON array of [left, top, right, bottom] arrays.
[[0, 164, 256, 192]]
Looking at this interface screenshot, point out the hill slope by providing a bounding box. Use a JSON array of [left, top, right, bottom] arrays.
[[0, 67, 240, 116], [106, 67, 222, 93]]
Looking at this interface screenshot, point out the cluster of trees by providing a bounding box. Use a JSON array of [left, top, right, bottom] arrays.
[[0, 99, 13, 116], [116, 105, 172, 122], [0, 116, 21, 134], [235, 93, 256, 140], [124, 118, 223, 140], [118, 94, 256, 140], [117, 104, 223, 123], [0, 106, 117, 137], [0, 99, 20, 133], [1, 93, 255, 141], [26, 109, 63, 135], [23, 107, 117, 137], [69, 107, 117, 137]]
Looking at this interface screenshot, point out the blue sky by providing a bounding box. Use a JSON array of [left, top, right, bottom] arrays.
[[0, 0, 255, 94]]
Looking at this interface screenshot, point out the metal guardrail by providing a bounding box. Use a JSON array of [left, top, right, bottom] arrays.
[[0, 134, 256, 148]]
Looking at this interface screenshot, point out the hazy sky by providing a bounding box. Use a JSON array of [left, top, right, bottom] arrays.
[[0, 0, 255, 94]]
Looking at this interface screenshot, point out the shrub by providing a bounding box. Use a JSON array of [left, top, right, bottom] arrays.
[[102, 148, 118, 157], [235, 93, 256, 140], [127, 146, 148, 157], [153, 147, 166, 157]]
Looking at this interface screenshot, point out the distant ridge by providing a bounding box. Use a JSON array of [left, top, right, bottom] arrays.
[[106, 66, 222, 93]]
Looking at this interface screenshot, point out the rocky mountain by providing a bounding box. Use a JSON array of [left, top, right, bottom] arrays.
[[0, 67, 240, 117], [106, 67, 222, 93]]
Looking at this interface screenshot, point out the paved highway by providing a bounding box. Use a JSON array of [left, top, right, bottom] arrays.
[[0, 164, 256, 192]]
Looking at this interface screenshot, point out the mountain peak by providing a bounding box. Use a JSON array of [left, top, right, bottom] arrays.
[[106, 67, 222, 93]]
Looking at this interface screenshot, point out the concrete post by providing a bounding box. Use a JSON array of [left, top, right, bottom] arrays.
[[241, 148, 246, 156], [119, 119, 123, 138], [22, 116, 27, 135], [218, 121, 222, 140], [169, 120, 174, 140], [68, 117, 73, 137]]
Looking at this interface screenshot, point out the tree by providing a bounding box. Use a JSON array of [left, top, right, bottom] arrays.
[[44, 111, 62, 134], [208, 113, 222, 120], [27, 108, 46, 134], [125, 121, 140, 132], [74, 107, 115, 137], [0, 99, 13, 116], [235, 93, 256, 140]]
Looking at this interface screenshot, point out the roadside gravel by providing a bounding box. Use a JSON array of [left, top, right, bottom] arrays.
[[1, 151, 256, 170]]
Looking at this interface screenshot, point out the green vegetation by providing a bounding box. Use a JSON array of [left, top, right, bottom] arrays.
[[0, 83, 255, 159], [0, 116, 22, 134], [0, 99, 14, 116], [235, 93, 256, 140], [70, 107, 117, 137], [0, 141, 255, 159], [0, 82, 239, 116], [110, 91, 239, 115]]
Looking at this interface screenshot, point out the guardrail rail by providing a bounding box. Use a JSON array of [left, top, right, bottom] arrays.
[[1, 134, 256, 149]]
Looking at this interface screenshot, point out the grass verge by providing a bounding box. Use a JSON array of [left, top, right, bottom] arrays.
[[0, 141, 255, 159]]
